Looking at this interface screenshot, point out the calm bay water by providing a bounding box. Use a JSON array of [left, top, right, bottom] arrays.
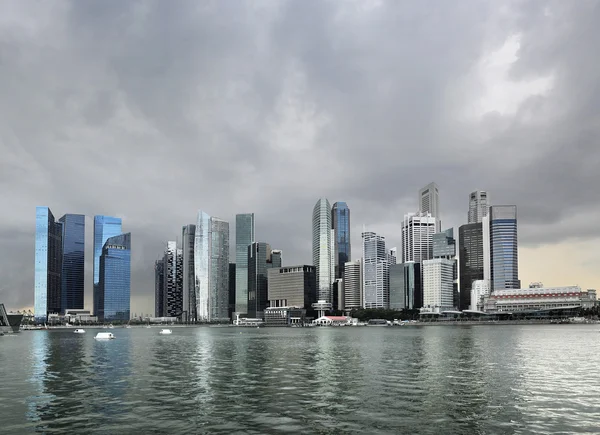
[[1, 325, 600, 434]]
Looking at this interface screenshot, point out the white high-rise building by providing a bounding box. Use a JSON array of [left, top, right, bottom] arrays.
[[194, 211, 229, 322], [422, 258, 455, 313], [470, 280, 490, 311], [362, 232, 389, 309], [468, 191, 489, 224], [419, 182, 441, 232], [344, 260, 362, 310], [401, 212, 436, 264], [312, 198, 333, 303]]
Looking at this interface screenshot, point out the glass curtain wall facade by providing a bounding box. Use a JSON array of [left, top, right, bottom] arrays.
[[34, 207, 63, 321], [247, 242, 271, 319], [312, 198, 333, 303], [490, 205, 520, 291], [59, 214, 85, 313], [194, 212, 229, 322], [181, 224, 196, 321], [235, 213, 255, 315], [362, 231, 389, 309], [154, 259, 165, 317], [94, 216, 122, 316], [458, 223, 484, 311], [332, 202, 351, 280], [98, 233, 131, 322], [400, 262, 422, 309]]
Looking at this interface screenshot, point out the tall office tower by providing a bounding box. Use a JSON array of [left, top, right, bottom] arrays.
[[401, 212, 436, 263], [163, 242, 183, 317], [181, 224, 196, 321], [312, 198, 333, 303], [194, 211, 229, 322], [419, 182, 441, 232], [58, 214, 85, 313], [490, 205, 520, 290], [332, 202, 351, 279], [98, 233, 131, 322], [362, 231, 389, 309], [432, 228, 457, 309], [389, 247, 397, 265], [267, 265, 317, 310], [154, 259, 165, 317], [398, 262, 422, 309], [34, 207, 63, 321], [458, 223, 484, 311], [482, 215, 491, 282], [93, 216, 122, 316], [235, 213, 255, 315], [228, 263, 236, 320], [422, 258, 455, 313], [389, 263, 405, 310], [247, 243, 281, 319], [343, 260, 362, 311], [468, 191, 489, 224]]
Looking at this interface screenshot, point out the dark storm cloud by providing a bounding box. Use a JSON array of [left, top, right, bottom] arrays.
[[1, 0, 599, 311]]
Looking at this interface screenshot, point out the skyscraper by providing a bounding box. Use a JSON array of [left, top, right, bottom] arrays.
[[59, 214, 85, 313], [163, 241, 183, 318], [154, 259, 165, 317], [34, 207, 63, 321], [235, 213, 255, 315], [362, 231, 389, 309], [98, 233, 131, 322], [181, 224, 196, 321], [343, 260, 362, 311], [401, 212, 436, 263], [247, 243, 281, 319], [312, 198, 333, 303], [389, 263, 405, 310], [229, 263, 236, 320], [419, 182, 441, 232], [94, 216, 122, 316], [458, 223, 484, 311], [468, 191, 489, 224], [490, 205, 520, 290], [422, 258, 455, 313], [432, 228, 457, 309], [194, 211, 229, 322], [332, 202, 351, 280]]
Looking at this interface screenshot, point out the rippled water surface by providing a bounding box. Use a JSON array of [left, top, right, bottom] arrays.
[[1, 325, 600, 434]]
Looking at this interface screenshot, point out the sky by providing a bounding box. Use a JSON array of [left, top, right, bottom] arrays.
[[1, 0, 599, 315]]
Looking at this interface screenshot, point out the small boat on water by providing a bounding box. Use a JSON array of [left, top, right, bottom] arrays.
[[159, 329, 172, 335], [74, 329, 86, 334], [95, 332, 115, 340]]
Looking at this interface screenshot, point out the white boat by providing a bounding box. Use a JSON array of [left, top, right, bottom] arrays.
[[94, 332, 115, 340], [73, 329, 86, 334], [159, 329, 172, 335]]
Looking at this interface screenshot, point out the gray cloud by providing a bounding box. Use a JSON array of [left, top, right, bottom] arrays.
[[1, 0, 599, 311]]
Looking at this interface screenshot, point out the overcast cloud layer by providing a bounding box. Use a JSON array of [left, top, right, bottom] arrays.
[[1, 0, 599, 314]]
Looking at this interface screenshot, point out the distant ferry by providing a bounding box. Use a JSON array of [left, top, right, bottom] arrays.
[[367, 319, 392, 326], [0, 304, 23, 334]]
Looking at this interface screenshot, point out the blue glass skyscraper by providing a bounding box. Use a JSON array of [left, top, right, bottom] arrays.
[[94, 216, 122, 316], [98, 233, 131, 321], [490, 205, 520, 291], [59, 214, 85, 312], [34, 207, 63, 321], [332, 202, 351, 279]]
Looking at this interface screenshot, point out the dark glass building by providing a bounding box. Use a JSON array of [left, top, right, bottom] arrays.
[[247, 243, 281, 319], [34, 207, 63, 321], [458, 223, 484, 311], [229, 263, 236, 320], [154, 259, 165, 317], [398, 262, 422, 309], [98, 233, 131, 322], [163, 242, 183, 318], [181, 224, 196, 322], [235, 213, 255, 315], [94, 216, 122, 316], [59, 214, 85, 313], [490, 205, 520, 290], [332, 202, 351, 279], [389, 263, 405, 310]]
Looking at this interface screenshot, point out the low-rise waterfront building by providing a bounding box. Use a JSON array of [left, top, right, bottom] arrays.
[[483, 285, 593, 312], [264, 307, 306, 326]]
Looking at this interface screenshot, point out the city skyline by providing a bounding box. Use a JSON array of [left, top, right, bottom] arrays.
[[2, 1, 599, 315]]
